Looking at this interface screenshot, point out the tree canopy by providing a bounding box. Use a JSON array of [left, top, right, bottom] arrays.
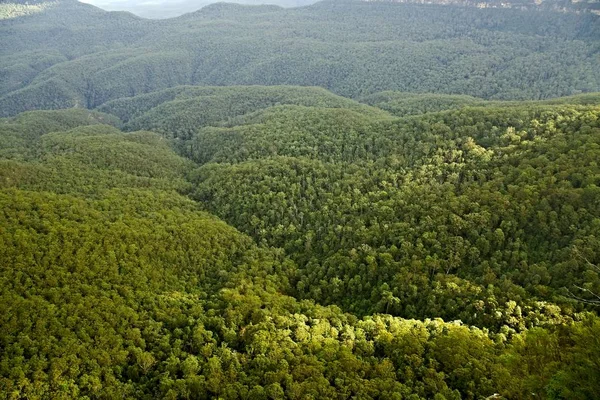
[[1, 0, 600, 397], [2, 87, 599, 398], [1, 0, 599, 116]]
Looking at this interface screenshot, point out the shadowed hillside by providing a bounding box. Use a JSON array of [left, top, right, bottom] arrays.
[[1, 0, 599, 116]]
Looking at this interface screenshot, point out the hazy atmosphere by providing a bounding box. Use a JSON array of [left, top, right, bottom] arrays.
[[80, 0, 318, 18]]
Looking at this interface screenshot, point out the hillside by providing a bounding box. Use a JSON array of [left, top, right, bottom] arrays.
[[1, 92, 599, 399], [1, 0, 599, 116], [360, 91, 600, 116], [97, 85, 391, 138], [2, 0, 600, 397], [104, 87, 599, 328], [367, 0, 600, 14]]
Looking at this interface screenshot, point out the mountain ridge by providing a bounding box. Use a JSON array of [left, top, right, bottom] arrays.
[[1, 0, 598, 117]]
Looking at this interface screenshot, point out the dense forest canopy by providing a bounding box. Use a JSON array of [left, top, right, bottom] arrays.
[[1, 0, 600, 399], [1, 85, 599, 399], [1, 0, 600, 117], [105, 86, 600, 327]]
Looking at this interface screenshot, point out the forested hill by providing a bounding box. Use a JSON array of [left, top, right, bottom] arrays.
[[1, 0, 599, 116], [366, 0, 600, 14], [360, 91, 600, 116], [100, 86, 600, 329], [1, 89, 600, 399], [2, 0, 600, 396], [97, 85, 391, 137]]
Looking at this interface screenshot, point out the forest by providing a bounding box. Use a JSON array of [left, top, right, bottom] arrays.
[[1, 0, 600, 117], [2, 85, 600, 399], [1, 0, 600, 399]]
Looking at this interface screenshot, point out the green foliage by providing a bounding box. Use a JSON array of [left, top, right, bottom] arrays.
[[0, 108, 120, 159], [157, 96, 600, 334], [1, 0, 599, 116], [496, 315, 600, 399], [0, 109, 192, 195], [360, 92, 487, 116], [98, 85, 389, 139], [0, 106, 509, 400], [0, 187, 288, 399], [0, 2, 599, 385], [361, 91, 600, 117], [1, 87, 600, 399]]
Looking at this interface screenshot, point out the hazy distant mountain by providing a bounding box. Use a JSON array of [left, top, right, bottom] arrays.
[[3, 0, 597, 19], [366, 0, 600, 14], [1, 0, 598, 117], [79, 0, 319, 18], [80, 0, 600, 19]]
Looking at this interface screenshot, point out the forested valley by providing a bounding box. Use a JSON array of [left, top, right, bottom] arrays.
[[2, 0, 600, 118], [1, 0, 600, 399]]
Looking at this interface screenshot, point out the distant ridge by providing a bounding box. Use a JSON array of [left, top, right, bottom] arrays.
[[1, 0, 598, 116], [77, 0, 318, 19], [179, 2, 285, 18], [363, 0, 600, 14]]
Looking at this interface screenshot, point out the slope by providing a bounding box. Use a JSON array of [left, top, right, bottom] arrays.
[[114, 89, 600, 332], [1, 99, 600, 399], [360, 91, 600, 117], [1, 0, 599, 116], [97, 85, 390, 139]]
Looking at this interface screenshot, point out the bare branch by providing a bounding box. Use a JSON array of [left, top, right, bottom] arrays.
[[573, 285, 600, 301], [566, 287, 600, 306], [572, 247, 600, 273]]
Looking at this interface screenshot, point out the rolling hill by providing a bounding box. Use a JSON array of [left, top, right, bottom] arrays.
[[1, 0, 599, 117], [2, 1, 600, 398]]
